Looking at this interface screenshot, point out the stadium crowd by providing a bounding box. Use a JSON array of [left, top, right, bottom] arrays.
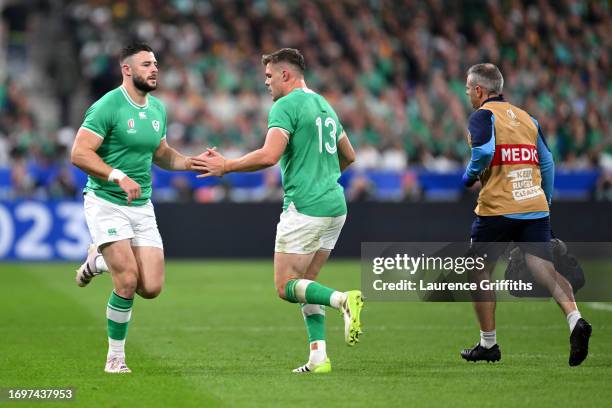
[[0, 0, 610, 201]]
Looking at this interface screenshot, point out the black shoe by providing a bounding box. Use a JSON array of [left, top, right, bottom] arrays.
[[569, 318, 592, 367], [461, 343, 501, 363]]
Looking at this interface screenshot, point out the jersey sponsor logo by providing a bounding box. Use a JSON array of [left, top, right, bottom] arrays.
[[127, 118, 136, 134], [139, 111, 147, 119], [506, 109, 520, 127], [152, 120, 160, 132], [507, 168, 544, 201], [107, 228, 117, 236], [490, 144, 539, 166]]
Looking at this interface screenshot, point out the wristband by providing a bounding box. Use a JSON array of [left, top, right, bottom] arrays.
[[108, 169, 127, 183]]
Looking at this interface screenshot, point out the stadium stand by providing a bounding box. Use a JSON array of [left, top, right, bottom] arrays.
[[0, 0, 609, 202]]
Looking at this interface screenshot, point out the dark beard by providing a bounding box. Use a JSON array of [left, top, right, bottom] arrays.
[[133, 75, 157, 93]]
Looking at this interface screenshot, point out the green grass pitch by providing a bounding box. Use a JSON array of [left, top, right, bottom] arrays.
[[1, 260, 611, 407]]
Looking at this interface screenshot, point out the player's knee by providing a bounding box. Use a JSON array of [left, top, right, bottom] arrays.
[[138, 285, 162, 299], [275, 283, 288, 300], [114, 270, 138, 297], [114, 281, 137, 298]]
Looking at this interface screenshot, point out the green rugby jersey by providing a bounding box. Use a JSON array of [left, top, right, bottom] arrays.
[[80, 86, 166, 206], [268, 88, 347, 217]]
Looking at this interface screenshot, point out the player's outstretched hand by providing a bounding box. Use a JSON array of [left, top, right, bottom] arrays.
[[191, 148, 226, 178], [187, 147, 217, 176], [118, 176, 141, 205]]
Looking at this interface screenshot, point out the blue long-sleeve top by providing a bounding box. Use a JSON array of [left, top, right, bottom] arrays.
[[464, 96, 554, 219]]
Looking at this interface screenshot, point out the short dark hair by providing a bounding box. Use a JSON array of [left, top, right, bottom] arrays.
[[467, 63, 504, 94], [261, 48, 305, 73], [119, 42, 153, 63]]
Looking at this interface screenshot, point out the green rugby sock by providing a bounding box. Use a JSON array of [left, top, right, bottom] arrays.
[[304, 281, 335, 305], [301, 303, 326, 342], [285, 279, 346, 308], [301, 303, 327, 364], [106, 291, 133, 356]]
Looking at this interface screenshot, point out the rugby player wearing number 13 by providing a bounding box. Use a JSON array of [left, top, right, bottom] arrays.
[[192, 48, 364, 374]]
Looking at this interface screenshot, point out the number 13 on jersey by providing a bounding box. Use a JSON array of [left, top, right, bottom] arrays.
[[316, 116, 337, 154]]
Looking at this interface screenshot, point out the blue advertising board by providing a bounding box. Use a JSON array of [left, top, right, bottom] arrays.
[[0, 200, 90, 261]]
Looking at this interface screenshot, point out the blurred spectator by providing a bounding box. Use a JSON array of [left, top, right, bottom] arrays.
[[170, 175, 195, 203], [261, 167, 283, 202], [347, 173, 375, 202], [595, 171, 612, 201], [9, 148, 34, 198], [48, 166, 78, 199], [380, 142, 408, 171], [354, 143, 381, 171], [401, 171, 422, 202]]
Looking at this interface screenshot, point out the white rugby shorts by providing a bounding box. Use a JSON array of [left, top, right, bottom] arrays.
[[275, 202, 346, 254], [83, 192, 164, 249]]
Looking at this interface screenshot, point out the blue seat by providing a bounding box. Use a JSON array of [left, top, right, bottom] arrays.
[[416, 170, 463, 201], [72, 168, 89, 188], [152, 168, 176, 188], [226, 172, 265, 188], [0, 168, 11, 187], [417, 171, 463, 190], [29, 163, 60, 187], [338, 170, 354, 188], [154, 169, 219, 189], [367, 170, 403, 199], [190, 172, 220, 188], [554, 169, 600, 199]]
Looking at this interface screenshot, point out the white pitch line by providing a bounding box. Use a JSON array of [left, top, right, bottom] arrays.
[[587, 302, 612, 312]]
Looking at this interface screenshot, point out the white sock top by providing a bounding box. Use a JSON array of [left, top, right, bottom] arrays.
[[566, 310, 582, 333]]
